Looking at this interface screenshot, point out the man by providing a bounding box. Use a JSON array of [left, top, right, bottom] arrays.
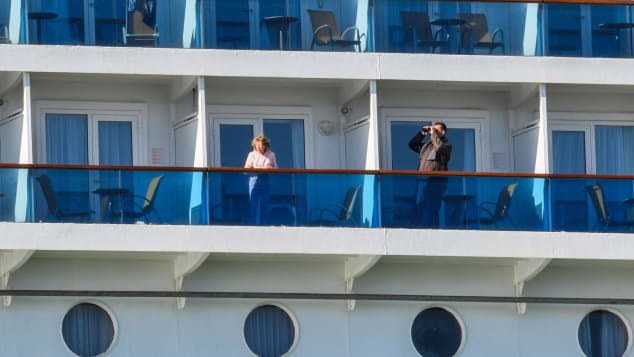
[[408, 122, 452, 228]]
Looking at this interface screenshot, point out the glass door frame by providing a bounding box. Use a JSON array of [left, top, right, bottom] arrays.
[[380, 107, 486, 171], [211, 117, 261, 167], [548, 111, 634, 175], [207, 105, 313, 168], [34, 100, 147, 165], [548, 122, 592, 174]]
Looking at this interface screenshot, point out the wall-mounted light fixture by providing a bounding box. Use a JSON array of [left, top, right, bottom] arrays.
[[340, 106, 351, 115], [318, 0, 325, 8], [317, 120, 336, 136]]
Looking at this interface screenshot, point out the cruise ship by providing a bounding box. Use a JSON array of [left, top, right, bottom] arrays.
[[2, 0, 634, 356]]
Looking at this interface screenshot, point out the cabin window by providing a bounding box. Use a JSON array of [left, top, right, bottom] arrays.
[[62, 302, 116, 357], [411, 306, 463, 357], [594, 126, 634, 175], [382, 107, 485, 171], [243, 304, 297, 357], [550, 121, 634, 175], [578, 309, 630, 357]]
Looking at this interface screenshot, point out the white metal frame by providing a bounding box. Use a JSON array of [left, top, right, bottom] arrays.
[[207, 105, 313, 168], [35, 100, 147, 165], [548, 122, 592, 174], [380, 108, 488, 171], [549, 111, 634, 174]]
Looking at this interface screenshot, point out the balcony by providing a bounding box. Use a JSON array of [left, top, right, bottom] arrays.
[[1, 165, 633, 233], [1, 0, 634, 58]]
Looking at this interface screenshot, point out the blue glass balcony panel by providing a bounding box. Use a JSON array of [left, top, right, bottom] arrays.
[[374, 0, 538, 56], [544, 3, 634, 58], [551, 176, 634, 233], [4, 0, 634, 58], [0, 168, 27, 222], [19, 0, 196, 48], [1, 166, 633, 232], [208, 171, 375, 228], [30, 168, 202, 224], [380, 173, 547, 230]]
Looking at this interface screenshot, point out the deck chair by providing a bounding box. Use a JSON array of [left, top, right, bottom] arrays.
[[124, 0, 159, 46], [111, 175, 163, 223], [478, 183, 518, 227], [458, 13, 504, 54], [36, 175, 92, 222], [309, 185, 361, 226], [586, 184, 633, 232], [308, 9, 365, 52], [400, 11, 447, 53]]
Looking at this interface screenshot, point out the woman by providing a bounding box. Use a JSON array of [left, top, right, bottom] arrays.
[[244, 134, 277, 224]]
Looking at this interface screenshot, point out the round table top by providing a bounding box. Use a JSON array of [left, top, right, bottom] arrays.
[[431, 18, 466, 27], [28, 12, 59, 20], [599, 22, 634, 30], [443, 194, 476, 202], [92, 188, 129, 195], [263, 16, 299, 25]]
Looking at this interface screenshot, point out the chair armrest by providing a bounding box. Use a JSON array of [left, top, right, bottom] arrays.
[[341, 26, 363, 41], [478, 201, 497, 219], [111, 194, 149, 212], [479, 201, 496, 209], [320, 207, 342, 221], [314, 24, 334, 41], [131, 194, 151, 210], [491, 28, 503, 43]]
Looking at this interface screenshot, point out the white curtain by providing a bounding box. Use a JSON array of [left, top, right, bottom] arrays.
[[98, 121, 132, 165], [552, 130, 585, 174], [596, 126, 634, 174], [45, 113, 88, 165]]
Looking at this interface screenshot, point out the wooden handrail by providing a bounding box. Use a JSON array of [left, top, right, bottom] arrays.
[[2, 163, 634, 180]]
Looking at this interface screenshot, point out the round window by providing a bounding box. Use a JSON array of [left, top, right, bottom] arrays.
[[244, 304, 296, 357], [578, 309, 629, 357], [62, 302, 115, 357], [411, 307, 463, 357]]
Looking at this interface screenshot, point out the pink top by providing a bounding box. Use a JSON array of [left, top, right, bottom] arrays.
[[244, 150, 277, 169]]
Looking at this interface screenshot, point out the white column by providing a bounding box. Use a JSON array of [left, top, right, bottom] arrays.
[[193, 76, 207, 167], [19, 72, 32, 164], [366, 80, 379, 170], [15, 73, 32, 222], [536, 83, 549, 174]]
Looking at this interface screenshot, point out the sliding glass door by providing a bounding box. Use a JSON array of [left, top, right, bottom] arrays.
[[211, 116, 306, 224], [42, 112, 137, 220]]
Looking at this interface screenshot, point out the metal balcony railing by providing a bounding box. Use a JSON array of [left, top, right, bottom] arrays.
[[1, 165, 633, 233]]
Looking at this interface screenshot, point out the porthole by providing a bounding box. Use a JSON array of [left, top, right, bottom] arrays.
[[578, 309, 631, 357], [61, 302, 116, 357], [411, 306, 464, 357], [243, 304, 297, 357]]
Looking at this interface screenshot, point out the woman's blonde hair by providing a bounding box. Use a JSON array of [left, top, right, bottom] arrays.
[[251, 134, 271, 150]]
